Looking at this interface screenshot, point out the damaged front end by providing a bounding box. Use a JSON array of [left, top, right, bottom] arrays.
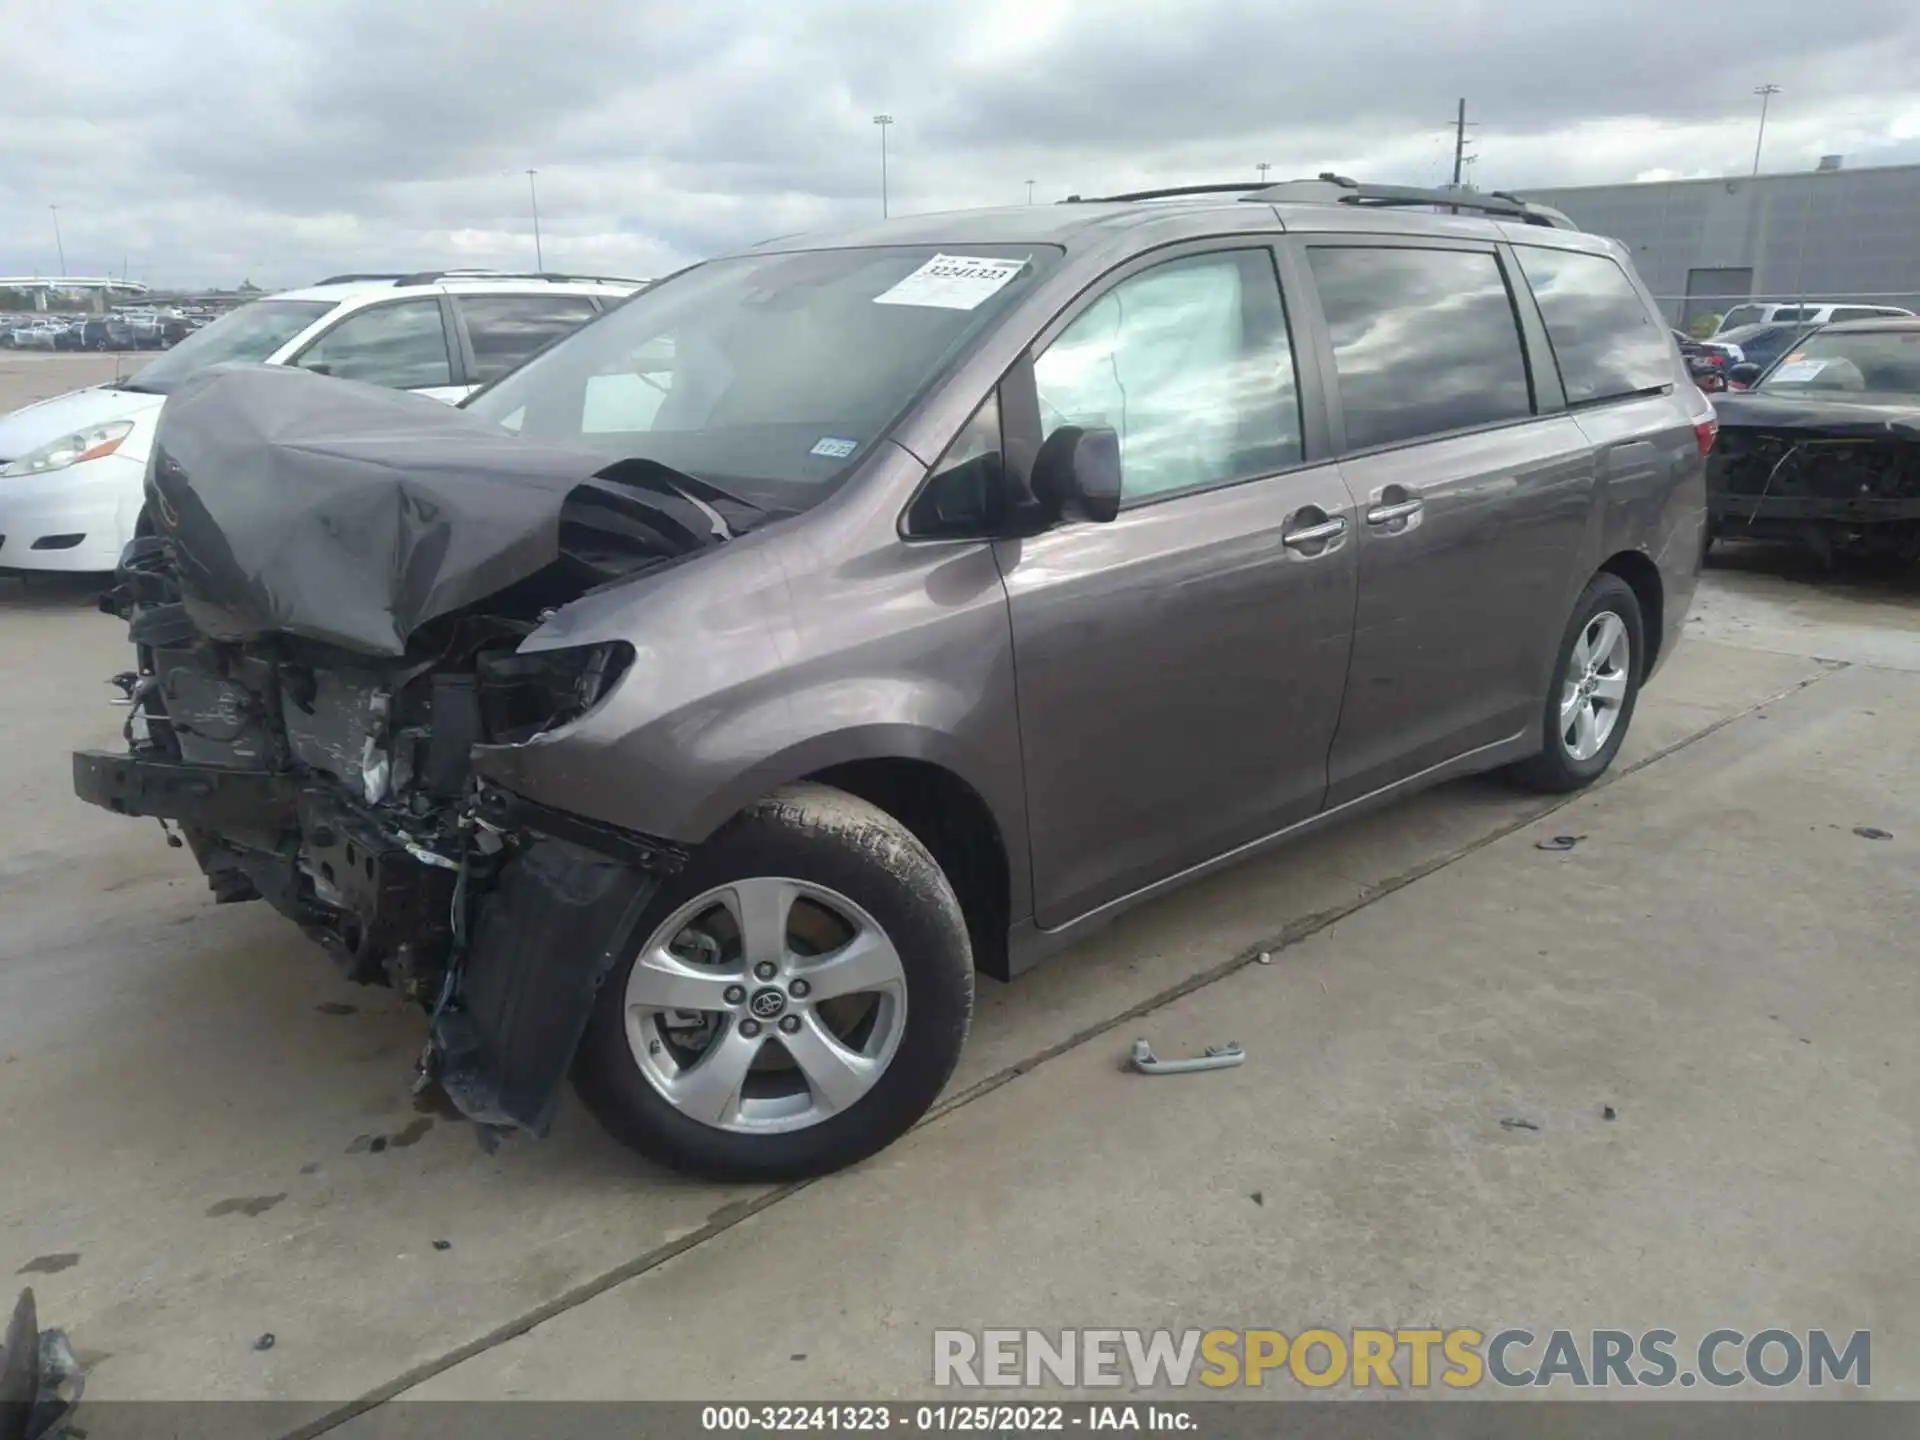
[[71, 367, 753, 1142], [1709, 402, 1920, 563]]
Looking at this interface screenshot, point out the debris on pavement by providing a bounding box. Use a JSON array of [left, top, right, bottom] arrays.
[[1256, 951, 1273, 965], [1500, 1117, 1541, 1132], [1535, 835, 1587, 852], [1250, 1191, 1265, 1206], [1128, 1038, 1245, 1075], [252, 1333, 275, 1353], [1852, 826, 1893, 841], [1602, 1105, 1618, 1121], [1, 1288, 85, 1440], [432, 1240, 452, 1252]]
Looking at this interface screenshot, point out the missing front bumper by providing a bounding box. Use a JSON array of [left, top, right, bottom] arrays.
[[71, 746, 684, 1143]]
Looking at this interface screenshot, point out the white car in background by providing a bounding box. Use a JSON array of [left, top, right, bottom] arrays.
[[1711, 301, 1914, 335], [0, 270, 642, 573]]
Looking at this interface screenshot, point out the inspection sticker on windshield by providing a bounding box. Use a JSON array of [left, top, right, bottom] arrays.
[[1771, 359, 1831, 382], [873, 254, 1027, 310], [810, 436, 859, 459]]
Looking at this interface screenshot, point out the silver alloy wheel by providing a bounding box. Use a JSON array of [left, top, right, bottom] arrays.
[[1559, 609, 1631, 761], [622, 876, 909, 1135]]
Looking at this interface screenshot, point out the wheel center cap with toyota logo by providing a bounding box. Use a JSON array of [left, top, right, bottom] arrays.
[[748, 988, 789, 1020]]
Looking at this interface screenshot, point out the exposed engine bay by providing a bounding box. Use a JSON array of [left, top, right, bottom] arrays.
[[1709, 398, 1920, 564], [71, 366, 768, 1142]]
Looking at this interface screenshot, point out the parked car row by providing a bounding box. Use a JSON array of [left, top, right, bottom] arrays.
[[1, 308, 217, 351]]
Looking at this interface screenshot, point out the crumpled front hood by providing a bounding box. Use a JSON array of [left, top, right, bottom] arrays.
[[146, 365, 738, 657], [1713, 391, 1920, 438], [0, 385, 160, 460]]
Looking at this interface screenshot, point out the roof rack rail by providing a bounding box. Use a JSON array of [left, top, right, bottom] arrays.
[[1061, 182, 1270, 204], [311, 272, 414, 285], [1238, 173, 1577, 228], [393, 269, 651, 288]]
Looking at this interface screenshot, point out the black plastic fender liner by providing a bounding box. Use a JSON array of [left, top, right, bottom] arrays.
[[431, 838, 661, 1136]]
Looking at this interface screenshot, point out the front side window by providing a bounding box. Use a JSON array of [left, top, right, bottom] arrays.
[[464, 244, 1057, 512], [1759, 328, 1920, 400], [1308, 246, 1533, 451], [1032, 249, 1302, 501], [292, 299, 454, 390], [458, 294, 601, 385], [1515, 247, 1671, 405], [124, 299, 334, 393]]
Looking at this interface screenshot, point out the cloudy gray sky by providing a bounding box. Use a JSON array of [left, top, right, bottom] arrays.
[[4, 0, 1919, 289]]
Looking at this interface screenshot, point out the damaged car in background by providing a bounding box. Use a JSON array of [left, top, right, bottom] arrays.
[[1708, 317, 1920, 566], [74, 184, 1708, 1181]]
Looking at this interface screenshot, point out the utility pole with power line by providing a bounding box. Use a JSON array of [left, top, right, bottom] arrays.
[[1450, 98, 1478, 191], [1752, 84, 1780, 175]]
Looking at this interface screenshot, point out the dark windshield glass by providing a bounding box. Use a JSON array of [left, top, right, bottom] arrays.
[[127, 300, 334, 392], [1759, 328, 1920, 400], [1719, 324, 1809, 370], [463, 244, 1060, 509]]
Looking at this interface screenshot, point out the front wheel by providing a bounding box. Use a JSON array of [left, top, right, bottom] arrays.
[[574, 783, 974, 1181], [1508, 573, 1645, 793]]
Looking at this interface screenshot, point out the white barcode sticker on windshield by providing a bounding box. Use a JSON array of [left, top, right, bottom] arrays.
[[874, 254, 1027, 311], [1770, 359, 1830, 382]]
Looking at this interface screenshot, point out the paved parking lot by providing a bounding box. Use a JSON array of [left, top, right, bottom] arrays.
[[2, 354, 1916, 1430]]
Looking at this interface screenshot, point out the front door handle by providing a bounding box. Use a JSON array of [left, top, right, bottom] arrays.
[[1281, 514, 1349, 552], [1366, 497, 1424, 525]]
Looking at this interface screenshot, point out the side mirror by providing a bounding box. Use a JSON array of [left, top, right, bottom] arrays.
[[1031, 425, 1121, 524], [1727, 362, 1762, 386]]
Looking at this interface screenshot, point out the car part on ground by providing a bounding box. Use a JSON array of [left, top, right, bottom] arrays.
[[0, 1289, 84, 1440], [1128, 1038, 1246, 1075], [72, 180, 1701, 1178]]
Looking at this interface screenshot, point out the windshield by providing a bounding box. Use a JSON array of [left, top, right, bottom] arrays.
[[125, 299, 334, 392], [463, 244, 1060, 509], [1717, 305, 1765, 331], [1759, 328, 1920, 400]]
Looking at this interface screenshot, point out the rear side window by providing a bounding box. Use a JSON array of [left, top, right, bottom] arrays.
[[459, 295, 601, 384], [291, 299, 453, 390], [1515, 247, 1671, 405], [1307, 246, 1533, 451], [1830, 307, 1890, 323]]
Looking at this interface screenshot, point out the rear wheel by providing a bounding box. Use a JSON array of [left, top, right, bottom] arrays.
[[1509, 573, 1644, 793], [574, 783, 974, 1181]]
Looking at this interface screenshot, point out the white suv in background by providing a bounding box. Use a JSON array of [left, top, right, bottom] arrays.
[[0, 270, 642, 573], [1712, 301, 1914, 335]]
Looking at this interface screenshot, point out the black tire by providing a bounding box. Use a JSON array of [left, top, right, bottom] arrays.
[[1508, 573, 1645, 794], [574, 783, 974, 1182]]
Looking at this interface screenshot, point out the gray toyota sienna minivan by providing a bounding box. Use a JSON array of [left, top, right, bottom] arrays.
[[77, 176, 1714, 1180]]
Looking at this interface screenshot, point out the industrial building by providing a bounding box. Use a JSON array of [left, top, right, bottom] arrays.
[[1518, 159, 1920, 328]]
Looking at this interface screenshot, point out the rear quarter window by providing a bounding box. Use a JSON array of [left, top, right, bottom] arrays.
[[1515, 248, 1671, 405]]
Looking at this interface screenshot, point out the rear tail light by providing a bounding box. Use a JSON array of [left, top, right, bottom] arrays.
[[1695, 418, 1719, 456]]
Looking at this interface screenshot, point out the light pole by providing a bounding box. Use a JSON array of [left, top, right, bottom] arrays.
[[873, 114, 894, 217], [525, 169, 544, 270], [1256, 162, 1271, 184], [1026, 179, 1035, 205], [49, 206, 66, 276], [1752, 84, 1780, 176]]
